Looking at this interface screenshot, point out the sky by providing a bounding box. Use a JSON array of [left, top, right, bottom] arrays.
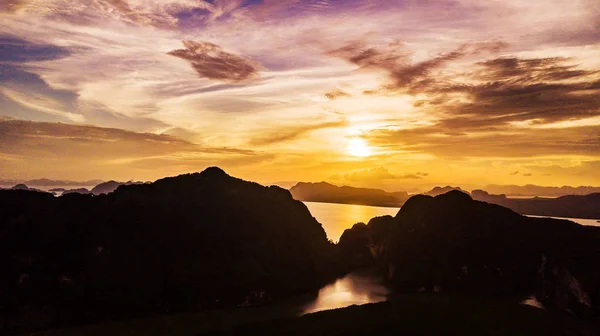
[[1, 0, 599, 190]]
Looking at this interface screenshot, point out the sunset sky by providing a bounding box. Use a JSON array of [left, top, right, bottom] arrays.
[[1, 0, 599, 189]]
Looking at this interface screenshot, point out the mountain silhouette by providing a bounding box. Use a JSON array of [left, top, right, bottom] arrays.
[[339, 191, 600, 319], [472, 190, 600, 219], [290, 182, 407, 207], [484, 184, 600, 197], [423, 186, 468, 197], [62, 187, 92, 195], [0, 167, 337, 333], [90, 180, 144, 195]]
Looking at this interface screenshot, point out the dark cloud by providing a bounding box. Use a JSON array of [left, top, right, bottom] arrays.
[[432, 57, 600, 125], [168, 41, 260, 82], [0, 0, 24, 12], [0, 35, 72, 63], [352, 43, 600, 160], [250, 120, 347, 145], [474, 57, 598, 82], [324, 89, 350, 100], [328, 40, 508, 93], [510, 171, 519, 176]]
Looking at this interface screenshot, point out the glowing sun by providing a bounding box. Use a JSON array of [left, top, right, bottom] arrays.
[[347, 138, 372, 157]]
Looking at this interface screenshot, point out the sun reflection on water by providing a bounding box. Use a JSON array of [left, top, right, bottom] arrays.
[[301, 272, 389, 315]]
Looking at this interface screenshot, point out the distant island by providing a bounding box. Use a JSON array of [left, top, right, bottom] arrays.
[[0, 178, 104, 188], [483, 184, 600, 197], [2, 180, 147, 196], [290, 182, 408, 207], [289, 182, 600, 220]]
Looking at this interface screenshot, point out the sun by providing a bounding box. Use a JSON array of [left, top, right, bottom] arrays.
[[347, 138, 372, 157]]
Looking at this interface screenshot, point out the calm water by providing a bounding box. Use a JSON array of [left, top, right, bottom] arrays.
[[301, 271, 389, 315], [304, 201, 399, 242], [297, 202, 398, 314]]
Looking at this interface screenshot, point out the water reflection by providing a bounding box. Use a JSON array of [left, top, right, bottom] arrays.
[[304, 202, 399, 242], [527, 215, 600, 227], [301, 272, 389, 315]]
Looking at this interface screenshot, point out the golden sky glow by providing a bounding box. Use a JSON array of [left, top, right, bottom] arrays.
[[1, 0, 599, 190]]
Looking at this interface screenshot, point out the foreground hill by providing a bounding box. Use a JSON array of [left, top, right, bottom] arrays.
[[472, 190, 600, 219], [290, 182, 408, 207], [338, 191, 600, 319], [203, 297, 596, 336], [0, 168, 337, 334]]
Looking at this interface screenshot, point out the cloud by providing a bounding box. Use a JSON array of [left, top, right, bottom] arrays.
[[367, 123, 600, 158], [324, 89, 350, 100], [168, 40, 261, 82], [510, 171, 519, 175], [434, 57, 600, 125], [249, 120, 347, 146], [328, 40, 508, 93], [1, 63, 172, 129], [0, 0, 25, 13], [0, 118, 260, 179], [359, 48, 600, 159], [0, 35, 72, 62]]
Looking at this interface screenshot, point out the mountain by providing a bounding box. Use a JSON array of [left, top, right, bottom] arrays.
[[290, 182, 408, 207], [62, 187, 92, 195], [0, 179, 104, 187], [9, 184, 47, 193], [472, 190, 600, 219], [0, 167, 337, 334], [338, 191, 600, 319], [90, 180, 145, 195], [484, 184, 600, 197], [423, 186, 468, 197]]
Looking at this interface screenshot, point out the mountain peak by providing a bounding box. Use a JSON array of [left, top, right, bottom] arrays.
[[200, 166, 229, 177]]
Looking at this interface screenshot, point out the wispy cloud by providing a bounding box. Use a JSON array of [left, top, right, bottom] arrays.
[[249, 120, 347, 146]]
